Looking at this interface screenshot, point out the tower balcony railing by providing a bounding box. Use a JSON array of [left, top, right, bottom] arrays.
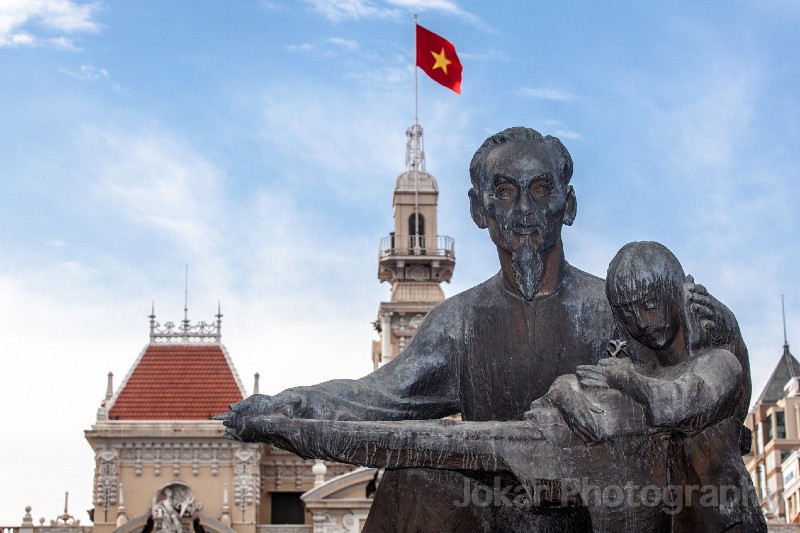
[[379, 235, 455, 259]]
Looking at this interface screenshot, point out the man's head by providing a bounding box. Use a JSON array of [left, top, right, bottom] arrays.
[[606, 241, 685, 351], [468, 127, 576, 300]]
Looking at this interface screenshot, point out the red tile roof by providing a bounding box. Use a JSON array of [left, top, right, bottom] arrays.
[[108, 344, 245, 420]]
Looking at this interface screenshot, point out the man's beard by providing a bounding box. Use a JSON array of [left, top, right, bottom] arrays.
[[511, 239, 543, 301]]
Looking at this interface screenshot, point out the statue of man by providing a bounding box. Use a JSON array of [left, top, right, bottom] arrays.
[[217, 127, 749, 531]]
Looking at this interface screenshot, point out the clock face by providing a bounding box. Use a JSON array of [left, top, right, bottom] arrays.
[[407, 265, 428, 281]]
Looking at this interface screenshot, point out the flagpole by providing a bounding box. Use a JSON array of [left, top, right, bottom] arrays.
[[414, 13, 418, 128], [413, 13, 420, 248]]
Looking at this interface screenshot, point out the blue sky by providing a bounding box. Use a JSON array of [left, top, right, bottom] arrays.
[[1, 0, 799, 521]]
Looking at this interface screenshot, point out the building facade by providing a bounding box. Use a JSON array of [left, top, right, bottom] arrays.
[[83, 306, 360, 533], [744, 338, 800, 526]]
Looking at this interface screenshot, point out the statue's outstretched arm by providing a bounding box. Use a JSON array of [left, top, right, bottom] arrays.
[[240, 416, 543, 475], [216, 303, 461, 439]]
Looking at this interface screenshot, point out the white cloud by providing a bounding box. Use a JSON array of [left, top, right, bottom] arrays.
[[520, 87, 575, 101], [540, 119, 582, 141], [47, 35, 76, 49], [458, 49, 509, 62], [0, 0, 100, 47], [254, 84, 406, 199], [7, 31, 34, 45], [259, 0, 284, 12], [386, 0, 478, 22], [304, 0, 477, 23], [58, 64, 107, 80], [82, 126, 224, 257], [344, 64, 410, 84], [328, 36, 358, 50], [304, 0, 399, 22], [285, 42, 315, 53], [551, 128, 582, 141]]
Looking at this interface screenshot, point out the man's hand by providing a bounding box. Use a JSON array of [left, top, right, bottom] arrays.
[[684, 274, 715, 331], [213, 391, 306, 441], [576, 357, 637, 392], [532, 377, 604, 444]]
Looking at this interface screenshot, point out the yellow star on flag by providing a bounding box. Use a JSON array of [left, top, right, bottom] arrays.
[[430, 47, 452, 75]]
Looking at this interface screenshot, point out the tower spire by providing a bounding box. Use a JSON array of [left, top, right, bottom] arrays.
[[782, 295, 796, 377], [783, 294, 789, 348]]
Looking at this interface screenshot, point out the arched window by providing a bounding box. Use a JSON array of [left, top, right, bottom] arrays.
[[408, 213, 425, 253]]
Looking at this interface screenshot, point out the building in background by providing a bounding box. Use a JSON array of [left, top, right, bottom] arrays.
[[83, 305, 357, 533], [3, 123, 454, 532], [744, 332, 800, 526]]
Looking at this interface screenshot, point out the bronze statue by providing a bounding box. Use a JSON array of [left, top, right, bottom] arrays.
[[235, 242, 764, 531], [216, 128, 760, 532]]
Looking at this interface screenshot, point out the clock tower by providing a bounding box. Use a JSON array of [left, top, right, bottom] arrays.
[[373, 124, 455, 368]]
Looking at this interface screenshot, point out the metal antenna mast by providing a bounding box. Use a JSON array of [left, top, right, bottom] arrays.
[[783, 294, 789, 347], [182, 264, 189, 334]]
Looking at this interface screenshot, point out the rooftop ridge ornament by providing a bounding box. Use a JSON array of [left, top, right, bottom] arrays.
[[51, 491, 80, 526], [149, 302, 222, 344]]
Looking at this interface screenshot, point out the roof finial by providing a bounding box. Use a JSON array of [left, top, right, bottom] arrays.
[[182, 265, 190, 335], [253, 372, 260, 395], [22, 505, 33, 526], [149, 302, 156, 337], [220, 483, 232, 526], [116, 483, 128, 526], [105, 372, 114, 401], [215, 301, 223, 342]]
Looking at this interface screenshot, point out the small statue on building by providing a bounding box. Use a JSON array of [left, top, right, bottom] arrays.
[[149, 483, 202, 533]]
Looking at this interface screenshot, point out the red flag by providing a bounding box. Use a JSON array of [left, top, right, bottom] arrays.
[[416, 24, 462, 94]]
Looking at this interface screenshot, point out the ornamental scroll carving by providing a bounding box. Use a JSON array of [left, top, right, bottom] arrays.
[[94, 448, 118, 507], [234, 447, 258, 513]]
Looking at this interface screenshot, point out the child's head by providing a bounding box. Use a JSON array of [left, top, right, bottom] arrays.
[[606, 242, 686, 351]]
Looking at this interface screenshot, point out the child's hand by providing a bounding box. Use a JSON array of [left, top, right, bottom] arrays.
[[598, 357, 637, 390], [576, 364, 609, 388]]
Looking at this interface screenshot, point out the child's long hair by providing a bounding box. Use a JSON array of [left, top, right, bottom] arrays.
[[606, 241, 700, 361]]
